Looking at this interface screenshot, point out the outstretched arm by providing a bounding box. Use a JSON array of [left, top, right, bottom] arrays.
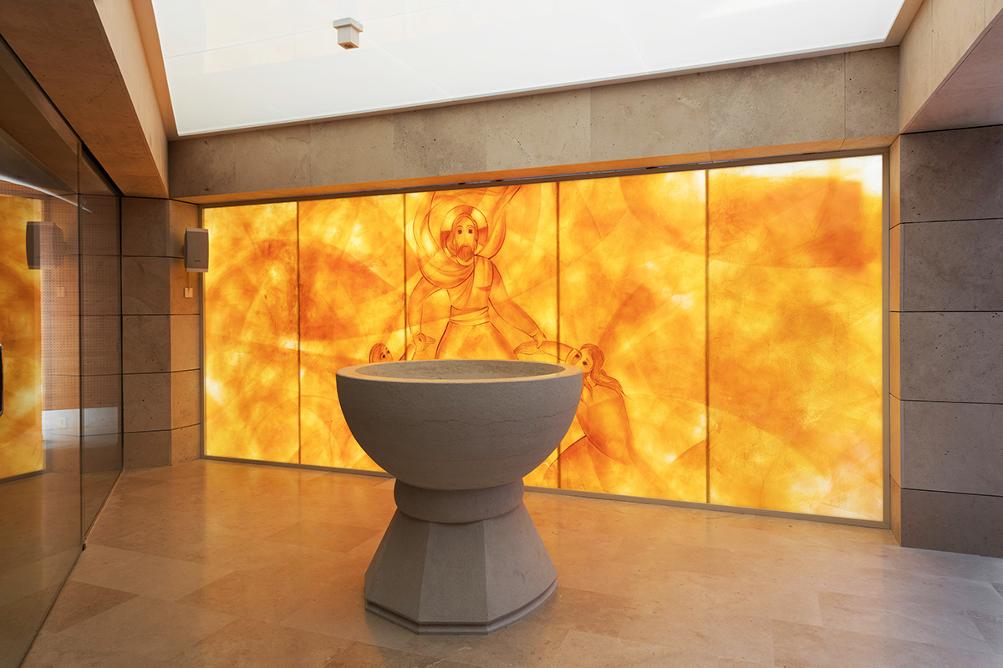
[[515, 339, 578, 362], [407, 277, 440, 352], [488, 265, 543, 343]]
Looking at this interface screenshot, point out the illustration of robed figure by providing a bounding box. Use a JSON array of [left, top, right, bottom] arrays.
[[407, 187, 544, 359]]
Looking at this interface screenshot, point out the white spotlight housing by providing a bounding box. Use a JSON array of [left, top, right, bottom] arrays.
[[332, 17, 363, 49]]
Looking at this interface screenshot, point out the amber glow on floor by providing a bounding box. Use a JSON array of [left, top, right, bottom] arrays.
[[203, 156, 884, 520]]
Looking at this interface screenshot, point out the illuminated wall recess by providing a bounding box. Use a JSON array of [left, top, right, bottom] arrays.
[[204, 155, 884, 521]]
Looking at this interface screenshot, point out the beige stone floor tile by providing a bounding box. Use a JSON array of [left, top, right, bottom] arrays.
[[323, 640, 474, 667], [219, 537, 372, 574], [557, 559, 822, 626], [612, 606, 774, 665], [177, 560, 360, 624], [294, 488, 397, 530], [70, 544, 235, 601], [170, 617, 349, 667], [968, 609, 1003, 654], [199, 506, 305, 541], [91, 518, 375, 575], [678, 548, 1003, 620], [86, 496, 219, 544], [39, 580, 135, 633], [770, 619, 1002, 668], [528, 585, 640, 636], [264, 519, 381, 554], [91, 526, 252, 565], [346, 531, 386, 561], [817, 590, 994, 654], [548, 628, 757, 668], [818, 568, 1003, 616], [425, 616, 572, 668], [55, 596, 235, 661], [109, 473, 167, 494], [22, 460, 1003, 667], [279, 572, 429, 652], [859, 544, 1003, 583], [23, 631, 175, 668]]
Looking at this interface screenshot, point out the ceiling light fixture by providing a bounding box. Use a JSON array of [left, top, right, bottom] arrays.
[[332, 17, 363, 49]]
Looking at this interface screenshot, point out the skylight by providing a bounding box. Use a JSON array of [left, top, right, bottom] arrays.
[[152, 0, 908, 136]]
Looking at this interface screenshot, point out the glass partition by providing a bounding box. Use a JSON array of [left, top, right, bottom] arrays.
[[0, 37, 121, 665], [0, 146, 82, 668]]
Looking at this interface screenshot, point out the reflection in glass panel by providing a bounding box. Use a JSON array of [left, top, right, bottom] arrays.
[[0, 174, 81, 664], [0, 191, 43, 479]]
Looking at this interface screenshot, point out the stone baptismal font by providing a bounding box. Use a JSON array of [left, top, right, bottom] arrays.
[[337, 360, 582, 633]]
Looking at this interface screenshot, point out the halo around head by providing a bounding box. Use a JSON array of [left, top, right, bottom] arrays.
[[441, 205, 487, 234]]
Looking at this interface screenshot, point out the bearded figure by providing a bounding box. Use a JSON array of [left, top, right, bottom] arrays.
[[407, 188, 544, 360]]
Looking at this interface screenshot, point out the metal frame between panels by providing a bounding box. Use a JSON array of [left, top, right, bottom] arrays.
[[198, 146, 891, 530]]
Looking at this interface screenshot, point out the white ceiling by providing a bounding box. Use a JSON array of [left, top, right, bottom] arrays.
[[152, 0, 909, 136]]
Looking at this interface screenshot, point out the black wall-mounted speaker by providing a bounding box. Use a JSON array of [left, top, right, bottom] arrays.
[[185, 228, 209, 272]]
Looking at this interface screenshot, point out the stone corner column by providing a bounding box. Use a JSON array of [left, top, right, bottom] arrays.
[[121, 197, 202, 468], [889, 127, 1003, 558]]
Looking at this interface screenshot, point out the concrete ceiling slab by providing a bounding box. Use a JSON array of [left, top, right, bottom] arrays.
[[0, 0, 168, 196]]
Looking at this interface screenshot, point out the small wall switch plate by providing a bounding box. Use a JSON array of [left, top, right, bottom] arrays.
[[184, 287, 194, 299]]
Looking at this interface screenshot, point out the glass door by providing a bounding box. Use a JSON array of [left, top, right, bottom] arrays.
[[0, 170, 83, 668], [0, 38, 83, 666]]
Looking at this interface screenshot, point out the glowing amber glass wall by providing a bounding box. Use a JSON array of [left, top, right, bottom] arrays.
[[557, 173, 707, 500], [298, 195, 405, 471], [203, 155, 884, 520], [204, 202, 299, 463], [707, 158, 884, 519]]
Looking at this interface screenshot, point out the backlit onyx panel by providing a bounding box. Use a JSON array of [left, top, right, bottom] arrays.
[[203, 203, 299, 463], [203, 156, 884, 519], [0, 195, 43, 479], [299, 195, 405, 471], [557, 173, 707, 500], [707, 157, 884, 520]]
